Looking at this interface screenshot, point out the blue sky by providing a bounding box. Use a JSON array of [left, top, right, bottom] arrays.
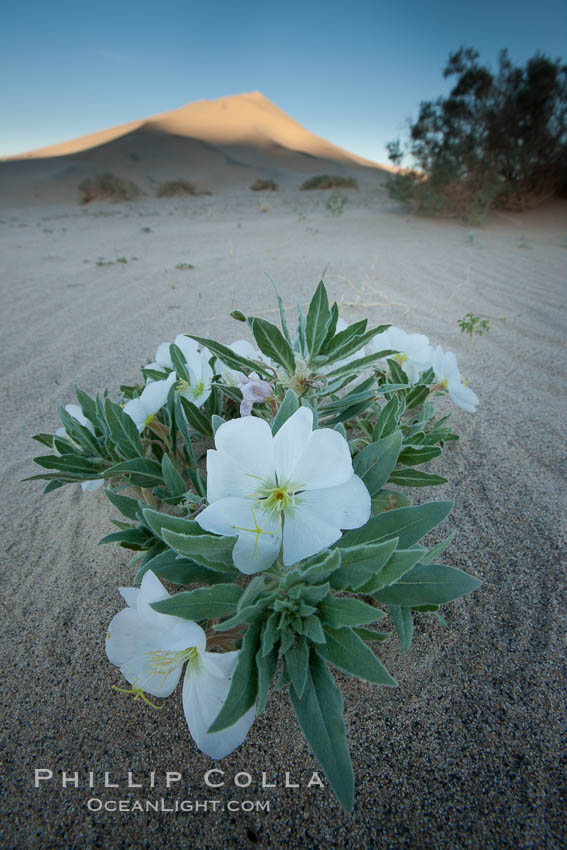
[[1, 0, 565, 162]]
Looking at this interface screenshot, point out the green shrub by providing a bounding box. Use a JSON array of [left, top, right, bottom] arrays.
[[251, 178, 279, 191], [387, 47, 567, 221], [300, 175, 359, 190], [78, 173, 142, 204], [156, 180, 211, 198]]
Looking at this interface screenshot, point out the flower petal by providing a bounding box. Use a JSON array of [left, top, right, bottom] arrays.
[[214, 415, 274, 479], [273, 406, 313, 482], [122, 398, 148, 432], [205, 449, 255, 503], [282, 508, 342, 566], [292, 427, 353, 490], [448, 380, 479, 413], [196, 498, 281, 574], [182, 654, 255, 759]]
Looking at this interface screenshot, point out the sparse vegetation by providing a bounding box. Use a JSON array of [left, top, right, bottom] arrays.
[[387, 47, 567, 221], [156, 180, 211, 198], [251, 178, 279, 191], [300, 175, 359, 191], [326, 191, 348, 216], [175, 263, 195, 270], [78, 173, 142, 204], [458, 312, 490, 339]]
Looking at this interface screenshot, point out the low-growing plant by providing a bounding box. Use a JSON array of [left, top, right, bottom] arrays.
[[78, 173, 142, 204], [27, 280, 482, 812], [251, 178, 279, 191], [156, 180, 212, 198], [300, 175, 359, 191], [326, 191, 348, 216], [457, 312, 490, 339]]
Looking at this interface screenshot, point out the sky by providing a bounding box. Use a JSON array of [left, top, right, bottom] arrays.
[[1, 0, 565, 163]]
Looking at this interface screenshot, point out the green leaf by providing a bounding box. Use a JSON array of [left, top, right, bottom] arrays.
[[289, 650, 354, 811], [265, 274, 293, 345], [324, 351, 396, 380], [338, 501, 453, 550], [211, 415, 225, 435], [161, 454, 187, 497], [271, 389, 299, 435], [207, 622, 261, 733], [372, 397, 400, 440], [250, 317, 296, 373], [305, 280, 331, 361], [151, 583, 242, 620], [297, 549, 342, 585], [32, 433, 55, 449], [320, 301, 339, 350], [104, 398, 144, 459], [57, 403, 100, 456], [358, 548, 425, 593], [212, 597, 270, 631], [321, 319, 366, 356], [324, 323, 390, 365], [256, 646, 278, 715], [162, 528, 238, 570], [261, 610, 281, 657], [388, 606, 414, 653], [405, 384, 430, 410], [43, 479, 65, 493], [237, 575, 266, 611], [317, 627, 397, 686], [189, 335, 271, 378], [318, 596, 385, 628], [74, 385, 98, 425], [179, 397, 213, 437], [372, 564, 482, 606], [388, 469, 448, 487], [398, 445, 443, 466], [142, 507, 206, 541], [284, 635, 310, 698], [105, 458, 163, 487], [329, 539, 398, 591], [387, 358, 408, 384], [371, 490, 412, 513], [104, 489, 143, 521], [98, 527, 152, 549], [134, 550, 227, 587], [352, 431, 402, 496], [297, 615, 327, 644], [168, 343, 190, 382]]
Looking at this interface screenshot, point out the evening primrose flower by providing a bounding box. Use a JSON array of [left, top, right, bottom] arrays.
[[123, 371, 177, 432], [432, 345, 479, 413], [146, 334, 200, 374], [239, 379, 274, 416], [55, 404, 103, 492], [147, 335, 213, 408], [369, 327, 433, 383], [196, 407, 370, 573], [106, 571, 255, 759]]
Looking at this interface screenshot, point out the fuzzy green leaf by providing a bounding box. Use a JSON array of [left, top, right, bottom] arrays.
[[317, 627, 397, 686], [372, 564, 482, 606], [207, 622, 261, 732], [338, 501, 453, 550], [151, 583, 242, 621]]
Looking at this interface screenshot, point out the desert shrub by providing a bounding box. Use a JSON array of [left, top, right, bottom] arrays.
[[78, 173, 142, 204], [300, 174, 359, 190], [156, 179, 211, 198], [251, 178, 279, 191], [387, 47, 567, 221]]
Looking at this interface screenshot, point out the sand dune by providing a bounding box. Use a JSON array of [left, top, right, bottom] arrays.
[[0, 92, 388, 205]]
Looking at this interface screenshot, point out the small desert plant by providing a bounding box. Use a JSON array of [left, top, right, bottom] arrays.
[[387, 47, 567, 221], [78, 173, 142, 204], [326, 191, 348, 216], [458, 312, 490, 339], [251, 178, 279, 191], [156, 180, 211, 198], [300, 175, 359, 191]]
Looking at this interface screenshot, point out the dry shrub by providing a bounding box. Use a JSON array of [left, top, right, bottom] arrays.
[[78, 173, 142, 204], [156, 180, 211, 198], [300, 175, 359, 190], [251, 178, 279, 191]]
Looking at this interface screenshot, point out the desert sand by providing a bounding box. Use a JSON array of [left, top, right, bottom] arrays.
[[1, 95, 566, 849]]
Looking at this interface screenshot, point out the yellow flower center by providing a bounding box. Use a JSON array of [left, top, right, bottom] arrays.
[[144, 647, 201, 689]]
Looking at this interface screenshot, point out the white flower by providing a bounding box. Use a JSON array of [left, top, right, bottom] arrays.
[[106, 570, 255, 759], [196, 407, 370, 573], [55, 404, 103, 492], [432, 345, 479, 412], [123, 372, 177, 432], [369, 327, 433, 383], [147, 334, 200, 374], [147, 335, 213, 408]]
